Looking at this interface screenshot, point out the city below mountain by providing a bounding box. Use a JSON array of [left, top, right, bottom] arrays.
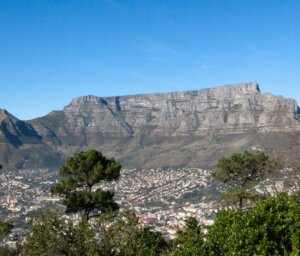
[[1, 82, 299, 169]]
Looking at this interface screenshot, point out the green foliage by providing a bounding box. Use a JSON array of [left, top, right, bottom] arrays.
[[166, 217, 207, 256], [219, 187, 266, 208], [0, 219, 13, 241], [214, 151, 269, 186], [63, 189, 118, 220], [22, 211, 99, 256], [100, 211, 168, 256], [208, 193, 300, 255], [51, 149, 121, 220], [2, 151, 300, 256], [0, 219, 16, 255], [213, 151, 270, 208]]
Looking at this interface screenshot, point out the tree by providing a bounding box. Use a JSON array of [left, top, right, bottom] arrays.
[[167, 217, 208, 256], [22, 211, 99, 256], [100, 211, 168, 256], [51, 149, 121, 220], [0, 219, 19, 256], [0, 219, 13, 242], [213, 151, 270, 209], [207, 193, 300, 255]]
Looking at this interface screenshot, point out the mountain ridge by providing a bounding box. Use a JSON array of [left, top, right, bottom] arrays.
[[1, 82, 299, 169], [68, 81, 261, 103]]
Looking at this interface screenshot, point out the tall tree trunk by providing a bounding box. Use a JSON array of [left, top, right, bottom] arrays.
[[239, 197, 243, 209]]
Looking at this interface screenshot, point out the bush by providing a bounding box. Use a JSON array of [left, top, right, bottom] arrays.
[[208, 193, 300, 255]]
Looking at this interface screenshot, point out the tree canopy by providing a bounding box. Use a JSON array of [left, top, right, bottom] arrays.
[[167, 217, 207, 256], [0, 219, 13, 242], [213, 150, 271, 208], [0, 219, 16, 255], [100, 211, 168, 256], [208, 193, 300, 255], [22, 211, 99, 256], [19, 193, 300, 255], [51, 149, 121, 220]]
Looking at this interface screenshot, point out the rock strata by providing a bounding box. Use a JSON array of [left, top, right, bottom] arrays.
[[1, 82, 300, 169]]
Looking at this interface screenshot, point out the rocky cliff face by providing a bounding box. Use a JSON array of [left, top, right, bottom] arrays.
[[0, 109, 62, 169], [0, 109, 41, 146], [91, 82, 299, 135], [31, 82, 300, 136], [2, 82, 300, 169]]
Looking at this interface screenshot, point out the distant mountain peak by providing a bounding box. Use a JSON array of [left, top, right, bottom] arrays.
[[0, 108, 18, 122]]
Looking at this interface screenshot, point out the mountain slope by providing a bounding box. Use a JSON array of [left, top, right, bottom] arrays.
[[0, 83, 300, 168], [0, 109, 62, 169], [2, 82, 300, 169]]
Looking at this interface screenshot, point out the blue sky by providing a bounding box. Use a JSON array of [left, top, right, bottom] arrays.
[[1, 0, 300, 120]]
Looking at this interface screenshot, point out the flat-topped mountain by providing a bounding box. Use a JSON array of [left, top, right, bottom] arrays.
[[1, 82, 300, 169]]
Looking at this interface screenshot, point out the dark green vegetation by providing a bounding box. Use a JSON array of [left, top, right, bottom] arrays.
[[208, 193, 300, 255], [18, 193, 300, 256], [0, 219, 17, 255], [1, 149, 300, 255], [101, 210, 168, 256], [167, 217, 208, 256], [0, 219, 13, 241], [22, 211, 99, 256], [213, 151, 272, 209], [51, 149, 121, 220]]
